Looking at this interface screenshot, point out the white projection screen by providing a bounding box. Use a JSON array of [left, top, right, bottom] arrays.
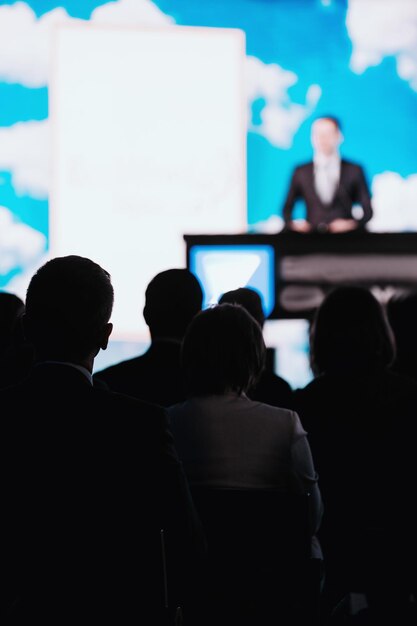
[[50, 24, 246, 340]]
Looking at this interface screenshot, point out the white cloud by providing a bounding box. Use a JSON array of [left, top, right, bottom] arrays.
[[0, 206, 47, 277], [0, 0, 174, 88], [0, 3, 79, 88], [347, 0, 417, 90], [246, 56, 321, 148], [0, 120, 50, 199], [367, 171, 417, 232], [91, 0, 174, 25]]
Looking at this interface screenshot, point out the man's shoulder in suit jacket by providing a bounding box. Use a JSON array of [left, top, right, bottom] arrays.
[[0, 363, 206, 623], [94, 340, 185, 406], [291, 160, 313, 179], [293, 158, 364, 179]]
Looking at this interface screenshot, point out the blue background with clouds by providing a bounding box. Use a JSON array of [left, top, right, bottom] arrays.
[[1, 0, 416, 262], [0, 0, 416, 386]]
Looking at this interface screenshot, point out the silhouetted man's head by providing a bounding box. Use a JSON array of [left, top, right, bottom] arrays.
[[24, 255, 114, 363], [219, 287, 265, 329], [143, 269, 203, 341]]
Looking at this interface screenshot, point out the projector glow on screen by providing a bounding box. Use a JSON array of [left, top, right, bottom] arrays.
[[189, 244, 275, 316], [50, 24, 246, 340]]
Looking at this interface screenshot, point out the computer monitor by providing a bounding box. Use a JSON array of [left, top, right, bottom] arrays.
[[188, 244, 275, 317]]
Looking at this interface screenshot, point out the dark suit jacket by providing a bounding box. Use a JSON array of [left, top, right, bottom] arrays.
[[282, 159, 373, 230], [0, 363, 205, 624], [94, 339, 186, 407]]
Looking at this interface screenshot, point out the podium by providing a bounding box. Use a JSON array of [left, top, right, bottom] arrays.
[[184, 231, 417, 320]]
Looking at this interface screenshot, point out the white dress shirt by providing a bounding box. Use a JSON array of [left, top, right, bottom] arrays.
[[313, 152, 341, 204]]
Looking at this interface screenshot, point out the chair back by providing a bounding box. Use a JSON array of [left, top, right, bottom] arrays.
[[188, 487, 319, 626]]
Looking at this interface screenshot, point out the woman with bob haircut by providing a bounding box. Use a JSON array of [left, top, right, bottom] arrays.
[[308, 284, 395, 377], [168, 303, 323, 555]]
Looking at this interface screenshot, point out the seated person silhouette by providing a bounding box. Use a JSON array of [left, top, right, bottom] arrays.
[[282, 116, 373, 233], [0, 291, 33, 387], [294, 286, 417, 624], [168, 302, 322, 547], [218, 287, 294, 408], [0, 255, 206, 625], [94, 268, 203, 406], [168, 303, 323, 625]]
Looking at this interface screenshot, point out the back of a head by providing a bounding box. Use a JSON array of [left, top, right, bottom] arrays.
[[144, 268, 203, 340], [25, 255, 114, 360], [0, 292, 25, 349], [218, 287, 265, 328], [310, 286, 395, 376], [182, 303, 266, 396]]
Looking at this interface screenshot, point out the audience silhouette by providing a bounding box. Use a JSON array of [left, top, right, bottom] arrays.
[[294, 286, 417, 624], [218, 287, 294, 408], [94, 268, 203, 406], [386, 289, 417, 384], [0, 255, 205, 625], [0, 291, 33, 387], [3, 253, 416, 626]]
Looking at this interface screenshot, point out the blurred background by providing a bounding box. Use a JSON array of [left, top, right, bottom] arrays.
[[1, 0, 416, 388]]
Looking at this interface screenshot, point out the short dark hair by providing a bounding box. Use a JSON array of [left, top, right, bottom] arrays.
[[144, 269, 203, 340], [310, 286, 395, 376], [25, 255, 114, 359], [218, 287, 265, 328], [314, 115, 342, 131], [181, 303, 266, 396]]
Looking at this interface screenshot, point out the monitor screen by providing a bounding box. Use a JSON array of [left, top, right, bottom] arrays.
[[188, 244, 275, 317]]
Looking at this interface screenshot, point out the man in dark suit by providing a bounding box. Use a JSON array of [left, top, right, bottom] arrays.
[[94, 268, 203, 407], [282, 116, 373, 233], [0, 255, 205, 624]]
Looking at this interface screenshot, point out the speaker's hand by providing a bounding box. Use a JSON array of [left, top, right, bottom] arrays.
[[328, 219, 358, 233]]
